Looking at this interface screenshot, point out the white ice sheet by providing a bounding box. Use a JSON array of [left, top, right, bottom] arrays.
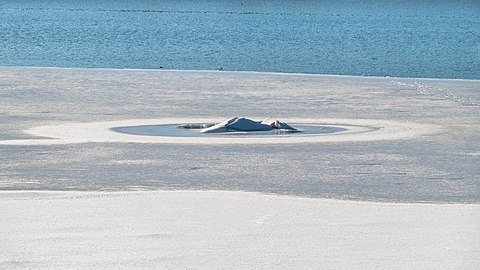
[[1, 191, 479, 269]]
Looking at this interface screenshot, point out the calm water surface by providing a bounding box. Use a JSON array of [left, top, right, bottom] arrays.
[[0, 0, 479, 79]]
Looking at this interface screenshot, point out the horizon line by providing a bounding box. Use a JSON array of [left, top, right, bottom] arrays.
[[1, 65, 479, 82]]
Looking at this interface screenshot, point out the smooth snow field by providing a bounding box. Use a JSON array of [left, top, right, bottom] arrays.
[[0, 67, 479, 268], [1, 191, 479, 269]]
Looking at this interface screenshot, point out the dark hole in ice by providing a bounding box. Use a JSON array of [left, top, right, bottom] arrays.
[[112, 118, 347, 137]]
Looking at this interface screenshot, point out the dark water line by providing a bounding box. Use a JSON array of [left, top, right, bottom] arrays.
[[1, 7, 477, 19]]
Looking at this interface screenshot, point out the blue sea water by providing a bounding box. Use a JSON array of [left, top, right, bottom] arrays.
[[0, 0, 479, 79]]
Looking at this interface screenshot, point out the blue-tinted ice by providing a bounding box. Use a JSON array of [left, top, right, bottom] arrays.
[[112, 124, 344, 137]]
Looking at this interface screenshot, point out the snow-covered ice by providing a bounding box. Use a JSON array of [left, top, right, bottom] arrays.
[[0, 67, 479, 268], [0, 67, 477, 203], [0, 190, 478, 269]]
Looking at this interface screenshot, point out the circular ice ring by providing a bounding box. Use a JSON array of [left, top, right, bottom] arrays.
[[1, 118, 441, 145]]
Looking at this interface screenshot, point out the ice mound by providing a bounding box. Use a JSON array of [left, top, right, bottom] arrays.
[[261, 118, 296, 130], [199, 117, 296, 133]]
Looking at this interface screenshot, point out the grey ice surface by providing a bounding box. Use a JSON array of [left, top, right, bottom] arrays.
[[0, 67, 479, 203], [112, 124, 333, 137]]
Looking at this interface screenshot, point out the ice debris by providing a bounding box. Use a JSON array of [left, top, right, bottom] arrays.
[[178, 117, 296, 133]]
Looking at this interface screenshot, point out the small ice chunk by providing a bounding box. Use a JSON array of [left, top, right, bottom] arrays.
[[201, 117, 272, 133], [261, 118, 296, 130], [177, 123, 215, 129]]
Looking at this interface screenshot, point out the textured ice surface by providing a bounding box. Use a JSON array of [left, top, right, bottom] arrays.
[[0, 67, 479, 202], [1, 191, 479, 269]]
